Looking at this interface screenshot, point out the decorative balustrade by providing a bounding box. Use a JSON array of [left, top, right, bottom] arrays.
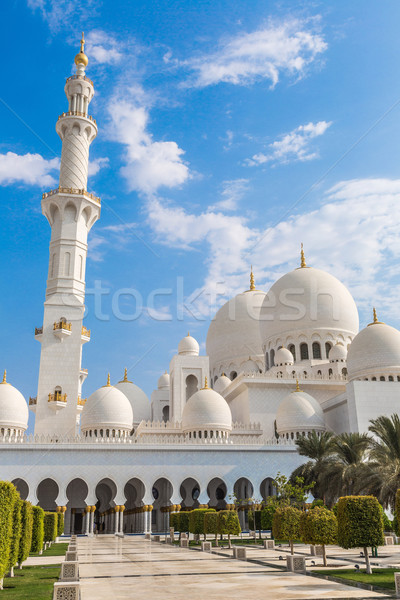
[[48, 393, 67, 403], [81, 326, 91, 338], [35, 327, 43, 335], [77, 397, 87, 406], [42, 187, 101, 205], [53, 321, 72, 332], [66, 74, 94, 86], [29, 397, 37, 406], [58, 111, 97, 124], [80, 368, 88, 374]]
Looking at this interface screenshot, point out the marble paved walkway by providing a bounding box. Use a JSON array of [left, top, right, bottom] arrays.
[[77, 536, 390, 600]]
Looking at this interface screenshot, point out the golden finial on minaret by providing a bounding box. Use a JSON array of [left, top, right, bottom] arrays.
[[294, 379, 301, 392], [105, 373, 111, 387], [250, 265, 256, 291], [1, 370, 6, 384], [187, 331, 190, 337], [75, 31, 89, 67], [300, 243, 307, 268], [202, 377, 209, 389], [368, 307, 384, 326], [119, 368, 132, 384]]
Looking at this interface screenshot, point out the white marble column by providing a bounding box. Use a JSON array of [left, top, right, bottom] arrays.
[[119, 506, 125, 533]]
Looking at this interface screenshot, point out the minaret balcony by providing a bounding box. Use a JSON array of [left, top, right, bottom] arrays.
[[48, 393, 67, 411], [81, 326, 91, 343], [77, 397, 87, 412], [35, 327, 43, 341], [42, 187, 101, 206], [80, 367, 88, 382], [53, 321, 72, 341], [29, 397, 37, 413], [66, 74, 94, 86], [58, 111, 97, 125]]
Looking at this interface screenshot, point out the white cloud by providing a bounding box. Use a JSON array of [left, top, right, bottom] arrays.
[[210, 179, 249, 211], [184, 17, 327, 88], [146, 178, 400, 323], [0, 152, 59, 187], [247, 120, 331, 166], [88, 157, 109, 177], [27, 0, 100, 32], [108, 96, 190, 194], [85, 30, 124, 65]]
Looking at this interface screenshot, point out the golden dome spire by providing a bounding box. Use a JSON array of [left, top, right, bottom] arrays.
[[75, 31, 89, 67], [201, 376, 209, 390], [368, 307, 384, 326], [1, 370, 6, 384], [293, 379, 302, 393], [105, 373, 111, 387], [120, 367, 132, 384], [300, 243, 307, 268], [250, 265, 256, 291]]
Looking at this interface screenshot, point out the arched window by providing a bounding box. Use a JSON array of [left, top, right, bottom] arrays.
[[328, 368, 333, 378], [265, 352, 269, 371], [389, 376, 394, 382], [325, 342, 332, 358], [185, 374, 198, 401], [300, 343, 309, 360], [270, 349, 275, 367], [162, 406, 169, 422], [230, 371, 237, 380], [312, 342, 321, 359], [342, 367, 348, 376], [380, 376, 385, 381], [64, 252, 71, 276], [317, 370, 322, 378], [288, 344, 296, 361], [372, 377, 377, 381]]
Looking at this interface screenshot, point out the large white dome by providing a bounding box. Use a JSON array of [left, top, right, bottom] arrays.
[[260, 265, 359, 348], [347, 314, 400, 380], [276, 386, 325, 437], [115, 372, 151, 424], [182, 385, 232, 432], [0, 372, 28, 433], [206, 279, 266, 375], [81, 379, 133, 433]]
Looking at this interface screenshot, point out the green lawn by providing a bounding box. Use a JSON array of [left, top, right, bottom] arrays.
[[315, 568, 399, 591], [30, 542, 68, 557], [2, 565, 60, 599]]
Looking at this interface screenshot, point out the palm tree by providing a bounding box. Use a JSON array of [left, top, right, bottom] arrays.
[[290, 431, 336, 501], [320, 432, 371, 505], [366, 414, 400, 509]]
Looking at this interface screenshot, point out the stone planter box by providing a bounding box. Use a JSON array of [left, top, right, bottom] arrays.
[[65, 551, 78, 562], [201, 541, 212, 552], [233, 547, 246, 560], [180, 533, 188, 540], [385, 536, 395, 545], [286, 555, 306, 572], [395, 572, 400, 597], [180, 539, 188, 548], [153, 535, 160, 542], [263, 540, 275, 550], [60, 561, 79, 582], [145, 533, 151, 540], [53, 582, 80, 600], [310, 545, 324, 556]]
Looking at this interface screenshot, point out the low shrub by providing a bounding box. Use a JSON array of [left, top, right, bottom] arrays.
[[8, 497, 22, 576], [218, 510, 241, 548], [57, 511, 64, 537], [30, 506, 45, 553], [17, 501, 33, 569], [0, 481, 19, 588], [204, 512, 219, 545], [272, 506, 301, 555], [188, 509, 216, 539], [300, 506, 337, 566], [44, 512, 58, 543]]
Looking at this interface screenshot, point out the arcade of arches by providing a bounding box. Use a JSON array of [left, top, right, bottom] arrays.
[[12, 475, 276, 535]]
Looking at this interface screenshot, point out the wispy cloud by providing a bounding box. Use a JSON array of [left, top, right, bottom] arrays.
[[210, 178, 249, 211], [246, 120, 332, 166], [27, 0, 100, 33], [107, 92, 191, 194], [146, 178, 400, 323], [85, 30, 124, 65], [183, 17, 327, 88], [0, 152, 59, 187], [89, 157, 109, 177]]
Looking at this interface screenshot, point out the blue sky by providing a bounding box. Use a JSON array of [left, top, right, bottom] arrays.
[[2, 0, 400, 430]]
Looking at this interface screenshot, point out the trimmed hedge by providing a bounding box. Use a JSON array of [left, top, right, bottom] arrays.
[[169, 512, 179, 531], [218, 510, 241, 548], [300, 507, 337, 566], [178, 511, 190, 533], [17, 501, 33, 568], [0, 481, 19, 586], [8, 497, 22, 575], [204, 511, 219, 545], [44, 512, 58, 543], [261, 504, 276, 533], [272, 506, 301, 555], [30, 506, 45, 553], [188, 509, 216, 538], [337, 495, 384, 574], [57, 511, 64, 537], [380, 505, 392, 532]]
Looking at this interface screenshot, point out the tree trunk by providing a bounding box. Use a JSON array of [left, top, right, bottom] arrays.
[[18, 563, 22, 570], [290, 539, 294, 555], [364, 546, 372, 574], [322, 544, 327, 567], [228, 534, 231, 548], [0, 578, 3, 590], [9, 567, 14, 578], [214, 533, 218, 547]]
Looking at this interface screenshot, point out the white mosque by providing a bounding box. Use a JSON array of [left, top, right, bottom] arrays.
[[1, 37, 400, 536]]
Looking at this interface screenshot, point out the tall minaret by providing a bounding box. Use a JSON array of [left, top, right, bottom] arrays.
[[33, 34, 100, 437]]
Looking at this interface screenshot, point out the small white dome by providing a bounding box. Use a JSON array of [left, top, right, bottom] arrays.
[[157, 372, 170, 389], [276, 387, 325, 436], [0, 373, 28, 432], [214, 374, 231, 393], [115, 378, 151, 424], [178, 334, 199, 356], [329, 343, 348, 362], [240, 358, 260, 373], [81, 383, 133, 432], [275, 347, 294, 366], [347, 316, 400, 380], [182, 386, 232, 432]]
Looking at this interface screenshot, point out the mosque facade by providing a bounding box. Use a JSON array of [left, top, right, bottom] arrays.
[[1, 39, 400, 536]]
